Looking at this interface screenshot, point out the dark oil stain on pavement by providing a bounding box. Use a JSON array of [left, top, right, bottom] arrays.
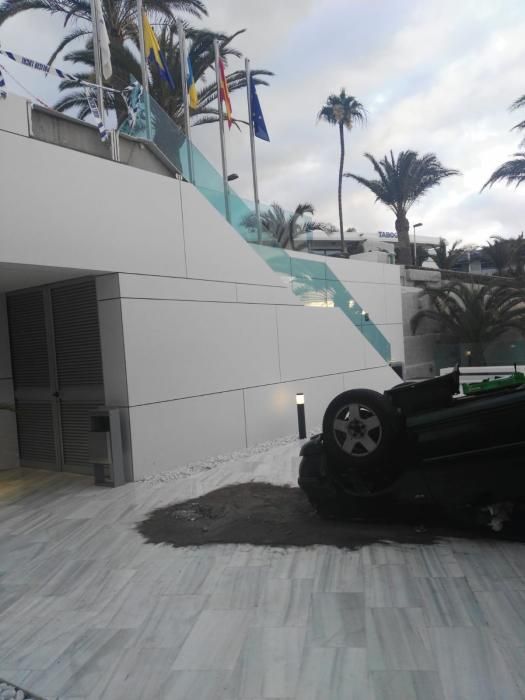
[[136, 482, 525, 549]]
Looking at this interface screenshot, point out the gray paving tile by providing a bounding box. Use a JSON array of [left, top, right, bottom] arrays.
[[370, 670, 445, 700], [308, 592, 365, 647], [430, 626, 523, 700], [295, 647, 368, 700], [367, 607, 433, 671]]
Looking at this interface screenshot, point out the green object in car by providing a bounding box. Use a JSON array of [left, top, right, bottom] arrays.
[[462, 371, 525, 396]]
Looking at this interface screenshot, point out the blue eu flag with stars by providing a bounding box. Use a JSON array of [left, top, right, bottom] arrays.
[[250, 76, 269, 142]]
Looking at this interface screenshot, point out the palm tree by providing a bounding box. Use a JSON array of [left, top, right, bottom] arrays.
[[0, 0, 272, 127], [0, 0, 205, 119], [149, 27, 271, 128], [430, 238, 465, 270], [0, 0, 208, 72], [482, 153, 525, 191], [411, 281, 525, 365], [415, 246, 432, 267], [318, 89, 366, 256], [482, 93, 525, 190], [54, 25, 271, 127], [482, 234, 525, 277], [509, 94, 525, 145], [345, 150, 459, 266], [242, 203, 331, 251], [0, 0, 207, 62], [482, 236, 514, 276]]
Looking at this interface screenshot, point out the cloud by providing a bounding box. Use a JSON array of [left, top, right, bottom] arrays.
[[2, 0, 525, 246], [197, 0, 525, 246], [0, 13, 73, 105]]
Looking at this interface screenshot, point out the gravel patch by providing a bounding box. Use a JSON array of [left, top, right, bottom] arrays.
[[136, 481, 443, 549], [0, 680, 43, 700], [136, 432, 316, 485]]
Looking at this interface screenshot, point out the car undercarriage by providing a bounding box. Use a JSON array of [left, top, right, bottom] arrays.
[[298, 369, 525, 531]]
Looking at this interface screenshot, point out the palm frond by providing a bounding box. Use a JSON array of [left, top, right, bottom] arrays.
[[510, 94, 525, 112], [411, 281, 525, 351], [318, 88, 366, 129], [482, 153, 525, 191], [0, 0, 52, 23], [242, 202, 327, 250], [48, 27, 90, 65], [347, 150, 459, 218], [429, 238, 466, 270]]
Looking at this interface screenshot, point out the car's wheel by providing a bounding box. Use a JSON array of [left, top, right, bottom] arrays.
[[322, 389, 401, 491]]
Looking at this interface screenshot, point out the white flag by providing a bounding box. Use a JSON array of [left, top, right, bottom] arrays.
[[94, 0, 112, 80]]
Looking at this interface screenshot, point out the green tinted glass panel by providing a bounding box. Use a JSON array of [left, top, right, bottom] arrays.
[[435, 342, 525, 371], [290, 256, 327, 282], [292, 277, 328, 307], [144, 96, 391, 363], [250, 244, 292, 277]]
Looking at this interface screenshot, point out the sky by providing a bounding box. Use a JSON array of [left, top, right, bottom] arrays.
[[2, 0, 525, 245]]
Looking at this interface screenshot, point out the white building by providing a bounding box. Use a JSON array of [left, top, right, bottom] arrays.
[[0, 95, 405, 482], [296, 229, 441, 263]]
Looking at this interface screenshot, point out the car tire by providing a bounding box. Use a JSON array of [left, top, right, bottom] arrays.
[[322, 389, 401, 490]]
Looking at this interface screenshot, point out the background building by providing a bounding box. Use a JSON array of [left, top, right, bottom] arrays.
[[296, 229, 441, 263]]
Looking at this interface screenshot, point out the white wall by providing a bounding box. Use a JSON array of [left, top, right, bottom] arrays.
[[0, 94, 405, 480], [114, 273, 403, 478], [0, 97, 282, 289], [0, 295, 19, 470], [96, 275, 134, 481]]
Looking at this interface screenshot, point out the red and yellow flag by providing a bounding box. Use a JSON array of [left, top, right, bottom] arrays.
[[219, 57, 233, 129]]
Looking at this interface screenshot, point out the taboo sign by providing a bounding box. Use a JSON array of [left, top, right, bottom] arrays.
[[378, 231, 398, 240]]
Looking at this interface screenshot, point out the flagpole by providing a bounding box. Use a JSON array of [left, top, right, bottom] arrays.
[[89, 0, 105, 124], [136, 0, 152, 140], [245, 58, 262, 244], [214, 39, 231, 223], [177, 20, 194, 184]]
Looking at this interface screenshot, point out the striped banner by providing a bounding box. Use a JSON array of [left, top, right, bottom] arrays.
[[85, 89, 108, 142], [0, 48, 81, 82], [0, 47, 141, 139], [0, 48, 120, 93]]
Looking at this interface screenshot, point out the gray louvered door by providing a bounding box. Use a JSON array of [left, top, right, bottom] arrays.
[[7, 279, 104, 474], [51, 281, 104, 474], [7, 290, 58, 469]]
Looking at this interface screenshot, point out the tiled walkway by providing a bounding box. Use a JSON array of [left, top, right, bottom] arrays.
[[1, 445, 525, 699]]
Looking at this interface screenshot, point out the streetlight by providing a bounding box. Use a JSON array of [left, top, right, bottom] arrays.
[[413, 222, 423, 265], [227, 173, 239, 182]]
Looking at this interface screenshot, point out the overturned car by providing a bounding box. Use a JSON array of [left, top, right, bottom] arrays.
[[298, 368, 525, 530]]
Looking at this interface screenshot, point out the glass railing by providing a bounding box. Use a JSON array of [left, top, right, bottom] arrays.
[[435, 342, 525, 371], [128, 96, 391, 362]]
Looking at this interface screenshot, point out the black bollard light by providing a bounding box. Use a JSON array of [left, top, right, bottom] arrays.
[[296, 393, 306, 439]]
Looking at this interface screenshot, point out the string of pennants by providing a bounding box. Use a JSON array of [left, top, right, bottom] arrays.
[[0, 65, 6, 99], [84, 89, 108, 142], [0, 47, 138, 141]]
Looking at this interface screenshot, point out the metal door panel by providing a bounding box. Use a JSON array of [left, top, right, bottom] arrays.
[[7, 278, 105, 474], [13, 400, 57, 469], [60, 401, 101, 475], [7, 289, 59, 470]]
